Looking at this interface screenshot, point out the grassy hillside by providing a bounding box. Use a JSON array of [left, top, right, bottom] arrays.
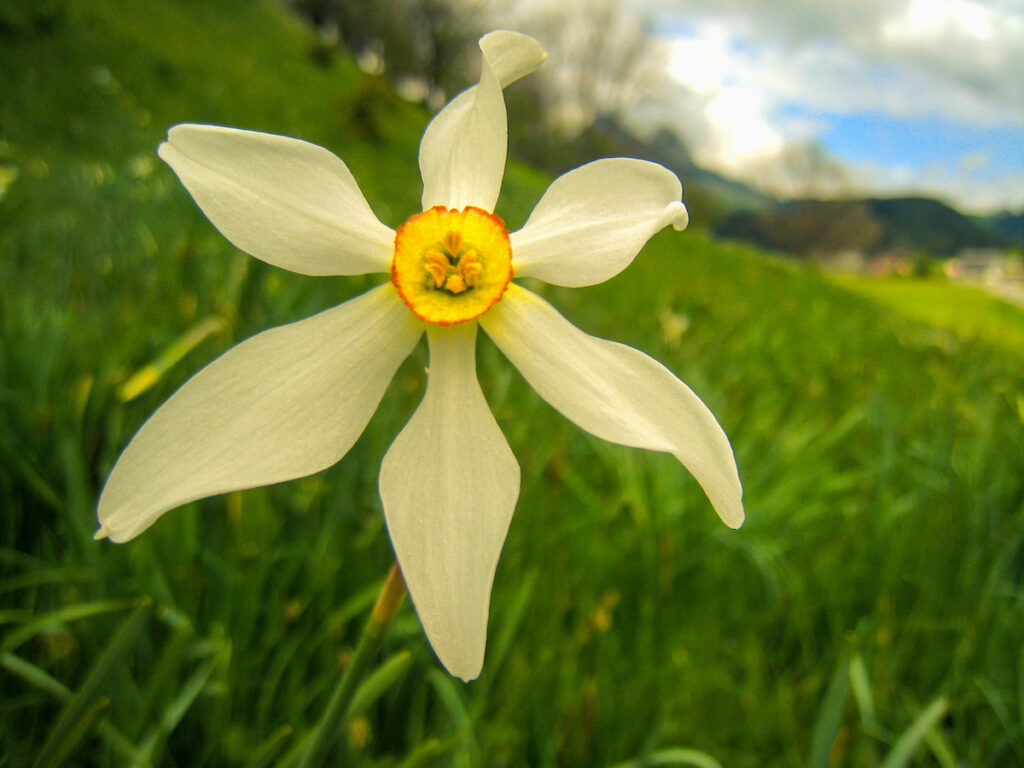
[[2, 1, 1023, 767], [833, 274, 1024, 357]]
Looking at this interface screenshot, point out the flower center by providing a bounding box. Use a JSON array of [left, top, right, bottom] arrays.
[[391, 205, 512, 325]]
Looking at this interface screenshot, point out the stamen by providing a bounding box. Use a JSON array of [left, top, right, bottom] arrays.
[[444, 230, 462, 256], [446, 274, 468, 294], [459, 251, 482, 287], [425, 250, 449, 288]]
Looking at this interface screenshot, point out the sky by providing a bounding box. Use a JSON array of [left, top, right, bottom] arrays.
[[635, 0, 1024, 213]]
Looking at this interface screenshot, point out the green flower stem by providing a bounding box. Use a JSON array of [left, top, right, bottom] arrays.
[[297, 562, 407, 768]]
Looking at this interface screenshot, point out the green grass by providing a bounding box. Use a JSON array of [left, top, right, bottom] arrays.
[[2, 1, 1024, 766], [832, 273, 1024, 357]]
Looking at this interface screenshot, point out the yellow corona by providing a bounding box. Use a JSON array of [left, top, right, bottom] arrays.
[[391, 205, 512, 325]]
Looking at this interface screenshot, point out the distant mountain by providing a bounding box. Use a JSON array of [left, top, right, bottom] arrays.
[[980, 209, 1024, 245], [716, 196, 1007, 258]]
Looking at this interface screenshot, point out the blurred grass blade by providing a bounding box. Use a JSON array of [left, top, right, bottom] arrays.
[[295, 563, 406, 768], [607, 747, 725, 768], [2, 651, 70, 699], [318, 580, 380, 641], [132, 621, 193, 738], [59, 435, 95, 544], [0, 430, 64, 512], [346, 649, 412, 719], [395, 737, 450, 768], [470, 568, 538, 717], [132, 643, 227, 766], [1, 651, 142, 761], [1, 598, 135, 654], [269, 730, 315, 768], [117, 315, 227, 403], [1019, 650, 1024, 742], [848, 654, 880, 764], [808, 655, 850, 768], [848, 655, 876, 728], [427, 668, 479, 768], [33, 599, 151, 768], [245, 724, 294, 768], [923, 727, 959, 768], [36, 696, 110, 768], [483, 568, 537, 674], [880, 697, 949, 768], [0, 566, 98, 597]]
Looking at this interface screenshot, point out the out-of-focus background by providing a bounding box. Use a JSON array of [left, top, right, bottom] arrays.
[[1, 0, 1022, 766]]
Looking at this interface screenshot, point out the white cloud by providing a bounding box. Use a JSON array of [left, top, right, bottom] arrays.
[[657, 0, 1024, 123], [958, 151, 991, 174], [665, 26, 727, 95], [704, 88, 785, 165], [644, 0, 1024, 210], [883, 0, 996, 42], [647, 26, 845, 198]]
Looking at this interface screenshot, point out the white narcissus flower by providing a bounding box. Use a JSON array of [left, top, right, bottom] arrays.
[[96, 31, 743, 681]]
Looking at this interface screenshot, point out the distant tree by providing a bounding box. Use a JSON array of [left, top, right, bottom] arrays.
[[718, 200, 884, 258], [499, 0, 664, 137], [288, 0, 492, 106]]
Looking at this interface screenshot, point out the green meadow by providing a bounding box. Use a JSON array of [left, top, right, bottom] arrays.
[[832, 274, 1024, 359], [2, 1, 1023, 766]]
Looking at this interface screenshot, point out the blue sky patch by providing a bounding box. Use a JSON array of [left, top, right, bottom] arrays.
[[781, 108, 1024, 181]]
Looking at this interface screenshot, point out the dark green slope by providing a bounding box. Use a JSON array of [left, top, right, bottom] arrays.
[[717, 195, 1006, 257]]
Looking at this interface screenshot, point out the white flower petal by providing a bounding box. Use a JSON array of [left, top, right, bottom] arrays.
[[475, 29, 548, 87], [511, 158, 689, 287], [159, 125, 393, 276], [481, 285, 743, 528], [97, 284, 421, 542], [379, 323, 520, 681], [419, 31, 545, 212]]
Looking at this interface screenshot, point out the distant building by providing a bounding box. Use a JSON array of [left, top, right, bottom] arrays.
[[946, 249, 1024, 306], [821, 249, 867, 273], [867, 250, 913, 277], [819, 248, 917, 276]]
